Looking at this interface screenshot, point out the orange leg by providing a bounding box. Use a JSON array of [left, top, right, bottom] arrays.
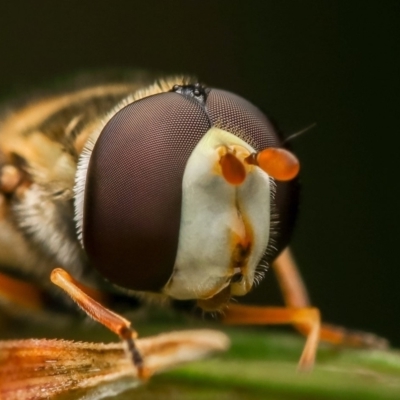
[[271, 248, 388, 349], [0, 271, 45, 311], [50, 268, 147, 378], [271, 247, 310, 308], [0, 165, 23, 194], [222, 247, 388, 371], [223, 303, 320, 371]]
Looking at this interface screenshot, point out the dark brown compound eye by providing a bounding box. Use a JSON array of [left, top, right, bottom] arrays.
[[205, 89, 299, 261], [83, 92, 211, 291], [82, 84, 299, 293]]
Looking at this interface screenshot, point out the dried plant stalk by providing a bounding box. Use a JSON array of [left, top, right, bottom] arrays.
[[0, 329, 229, 400]]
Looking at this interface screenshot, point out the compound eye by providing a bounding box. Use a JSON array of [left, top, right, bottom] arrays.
[[83, 92, 210, 291], [206, 89, 300, 259], [206, 89, 280, 149]]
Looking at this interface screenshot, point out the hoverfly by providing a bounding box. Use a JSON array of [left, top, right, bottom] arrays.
[[0, 71, 386, 399]]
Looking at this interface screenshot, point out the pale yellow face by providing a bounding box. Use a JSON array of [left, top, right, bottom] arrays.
[[163, 127, 272, 307]]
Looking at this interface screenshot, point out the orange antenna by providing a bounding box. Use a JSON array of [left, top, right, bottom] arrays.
[[220, 152, 246, 185], [246, 148, 300, 181]]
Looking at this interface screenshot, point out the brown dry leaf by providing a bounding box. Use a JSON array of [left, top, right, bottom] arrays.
[[0, 329, 229, 400]]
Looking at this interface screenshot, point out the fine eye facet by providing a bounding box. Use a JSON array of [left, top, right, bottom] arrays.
[[83, 92, 211, 291], [81, 84, 299, 294]]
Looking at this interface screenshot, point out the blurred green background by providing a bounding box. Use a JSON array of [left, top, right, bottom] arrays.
[[0, 0, 398, 348]]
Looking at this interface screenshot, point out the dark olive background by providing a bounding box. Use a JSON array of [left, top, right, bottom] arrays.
[[0, 2, 399, 346]]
